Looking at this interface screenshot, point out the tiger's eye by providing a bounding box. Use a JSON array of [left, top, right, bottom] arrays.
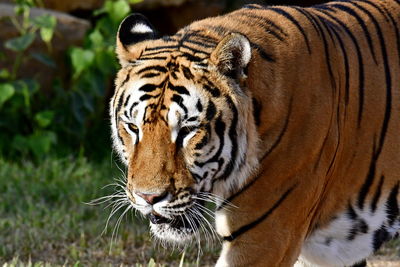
[[128, 123, 138, 132]]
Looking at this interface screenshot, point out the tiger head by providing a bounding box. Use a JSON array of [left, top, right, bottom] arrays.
[[110, 14, 259, 243]]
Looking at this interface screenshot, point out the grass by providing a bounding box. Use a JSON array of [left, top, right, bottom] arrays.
[[0, 157, 218, 266], [1, 156, 398, 266]]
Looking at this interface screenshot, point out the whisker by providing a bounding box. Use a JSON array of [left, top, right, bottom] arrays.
[[102, 200, 129, 236], [110, 204, 132, 251], [192, 204, 220, 245]]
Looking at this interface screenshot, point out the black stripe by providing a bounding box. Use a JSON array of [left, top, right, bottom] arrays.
[[347, 203, 358, 220], [358, 145, 377, 209], [261, 97, 293, 161], [371, 175, 384, 212], [180, 53, 204, 62], [171, 94, 188, 118], [331, 3, 378, 64], [311, 17, 343, 176], [181, 66, 194, 79], [129, 102, 139, 118], [196, 100, 203, 112], [138, 84, 157, 92], [238, 13, 287, 41], [203, 84, 221, 97], [347, 218, 368, 240], [373, 225, 390, 252], [208, 25, 274, 62], [209, 25, 229, 35], [252, 97, 262, 127], [123, 95, 131, 112], [194, 115, 225, 168], [190, 171, 203, 182], [142, 50, 175, 57], [194, 125, 210, 150], [217, 171, 262, 211], [268, 7, 312, 54], [386, 182, 399, 225], [139, 56, 168, 61], [355, 0, 390, 22], [351, 260, 367, 267], [205, 101, 216, 120], [187, 31, 218, 45], [139, 93, 160, 101], [145, 45, 178, 52], [115, 90, 126, 146], [313, 9, 365, 125], [137, 65, 167, 74], [115, 90, 126, 120], [307, 9, 335, 88], [250, 42, 275, 62], [243, 12, 287, 37], [352, 3, 392, 154], [117, 132, 125, 147], [182, 38, 215, 49], [215, 96, 239, 181], [186, 116, 198, 122], [324, 19, 350, 106], [293, 7, 322, 38], [141, 73, 160, 78], [169, 84, 190, 95], [176, 126, 198, 148], [381, 6, 400, 66], [112, 73, 129, 121], [180, 44, 210, 56], [223, 185, 296, 242], [119, 72, 130, 88]]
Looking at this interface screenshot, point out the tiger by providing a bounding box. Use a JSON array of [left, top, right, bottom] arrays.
[[109, 0, 400, 266]]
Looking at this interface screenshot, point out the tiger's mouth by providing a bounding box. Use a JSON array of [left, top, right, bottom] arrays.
[[149, 212, 201, 243], [148, 212, 200, 230], [146, 199, 207, 244]]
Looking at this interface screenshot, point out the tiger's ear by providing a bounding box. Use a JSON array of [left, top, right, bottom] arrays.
[[210, 33, 251, 80], [116, 13, 157, 65]]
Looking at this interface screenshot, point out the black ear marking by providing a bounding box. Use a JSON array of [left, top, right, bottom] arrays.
[[118, 13, 157, 46]]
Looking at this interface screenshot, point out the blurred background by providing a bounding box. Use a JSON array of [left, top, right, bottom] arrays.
[[1, 0, 397, 266]]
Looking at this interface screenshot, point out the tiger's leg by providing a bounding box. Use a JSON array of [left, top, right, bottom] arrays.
[[214, 182, 315, 267]]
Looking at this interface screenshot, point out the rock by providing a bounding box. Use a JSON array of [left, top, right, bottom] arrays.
[[40, 0, 104, 12], [0, 3, 90, 90], [133, 0, 189, 9], [0, 3, 90, 49]]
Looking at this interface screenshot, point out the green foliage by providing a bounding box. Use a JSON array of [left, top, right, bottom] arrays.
[[0, 157, 218, 265], [4, 32, 35, 52], [64, 0, 132, 159], [0, 0, 138, 160], [0, 0, 58, 159], [0, 83, 15, 108]]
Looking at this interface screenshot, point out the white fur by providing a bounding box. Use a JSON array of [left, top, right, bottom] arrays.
[[215, 212, 231, 237], [131, 23, 153, 34], [238, 35, 251, 67], [110, 79, 148, 163], [300, 201, 395, 266], [215, 242, 232, 267]]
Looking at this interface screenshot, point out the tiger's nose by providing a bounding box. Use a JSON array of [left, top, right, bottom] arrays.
[[136, 191, 168, 205]]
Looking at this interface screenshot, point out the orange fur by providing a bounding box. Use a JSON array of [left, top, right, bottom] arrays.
[[111, 1, 400, 265]]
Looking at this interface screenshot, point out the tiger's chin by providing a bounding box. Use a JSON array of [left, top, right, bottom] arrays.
[[149, 215, 199, 244]]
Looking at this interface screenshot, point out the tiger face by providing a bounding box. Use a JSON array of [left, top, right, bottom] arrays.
[[110, 14, 258, 243]]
